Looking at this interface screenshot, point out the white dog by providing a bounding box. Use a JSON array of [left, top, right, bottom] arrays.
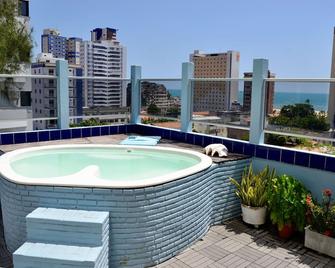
[[203, 144, 228, 157]]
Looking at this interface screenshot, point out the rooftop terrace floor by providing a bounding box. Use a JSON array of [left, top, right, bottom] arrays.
[[0, 135, 334, 268]]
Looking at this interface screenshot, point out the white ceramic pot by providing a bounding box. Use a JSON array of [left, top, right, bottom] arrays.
[[241, 204, 267, 228], [305, 226, 335, 258]]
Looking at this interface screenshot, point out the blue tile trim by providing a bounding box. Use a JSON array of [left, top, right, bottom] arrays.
[[118, 125, 126, 134], [222, 140, 233, 152], [110, 126, 118, 135], [82, 128, 91, 137], [61, 129, 71, 139], [295, 151, 310, 167], [194, 135, 204, 146], [71, 128, 81, 139], [1, 133, 14, 145], [26, 132, 38, 143], [91, 127, 101, 136], [232, 142, 244, 154], [171, 131, 185, 142], [101, 126, 109, 136], [325, 157, 335, 172], [14, 133, 26, 144], [310, 154, 326, 170], [244, 144, 255, 156], [255, 145, 268, 159], [50, 130, 61, 140], [38, 131, 49, 142], [281, 150, 295, 164], [267, 147, 281, 162]]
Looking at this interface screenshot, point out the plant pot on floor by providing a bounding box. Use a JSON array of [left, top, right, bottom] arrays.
[[241, 204, 267, 228], [278, 223, 295, 239], [305, 226, 335, 258]]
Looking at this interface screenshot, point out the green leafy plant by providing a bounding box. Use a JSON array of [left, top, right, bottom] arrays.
[[230, 165, 275, 207], [306, 189, 335, 237], [267, 174, 308, 231]]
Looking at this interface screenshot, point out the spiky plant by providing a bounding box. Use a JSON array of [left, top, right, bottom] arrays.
[[230, 164, 275, 207]]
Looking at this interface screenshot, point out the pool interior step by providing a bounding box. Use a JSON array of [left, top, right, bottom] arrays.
[[26, 208, 109, 246], [13, 242, 107, 268], [13, 208, 109, 268]]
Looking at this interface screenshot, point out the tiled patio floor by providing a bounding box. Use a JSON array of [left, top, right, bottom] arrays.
[[155, 219, 335, 268]]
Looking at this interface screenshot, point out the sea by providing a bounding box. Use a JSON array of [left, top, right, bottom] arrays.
[[168, 89, 329, 112]]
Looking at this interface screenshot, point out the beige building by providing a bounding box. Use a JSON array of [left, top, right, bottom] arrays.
[[243, 71, 275, 115], [328, 27, 335, 129], [190, 50, 240, 112]]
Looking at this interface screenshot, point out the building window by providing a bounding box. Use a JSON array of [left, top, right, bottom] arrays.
[[18, 0, 29, 17]]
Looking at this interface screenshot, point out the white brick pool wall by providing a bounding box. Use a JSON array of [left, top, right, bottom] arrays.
[[0, 158, 250, 267]]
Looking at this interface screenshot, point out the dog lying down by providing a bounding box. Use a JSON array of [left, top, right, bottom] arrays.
[[203, 143, 228, 157]]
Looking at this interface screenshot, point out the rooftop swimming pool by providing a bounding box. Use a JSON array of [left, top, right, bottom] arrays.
[[0, 144, 212, 188]]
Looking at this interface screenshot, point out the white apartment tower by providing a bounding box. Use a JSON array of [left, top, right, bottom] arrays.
[[190, 50, 240, 112], [81, 28, 127, 108], [328, 27, 335, 129]]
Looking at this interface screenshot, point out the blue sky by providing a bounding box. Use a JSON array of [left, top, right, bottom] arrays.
[[30, 0, 335, 78]]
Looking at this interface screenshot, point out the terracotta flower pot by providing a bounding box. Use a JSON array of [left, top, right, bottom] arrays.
[[278, 223, 295, 239]]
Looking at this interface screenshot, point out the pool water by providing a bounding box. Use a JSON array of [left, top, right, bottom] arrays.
[[10, 147, 200, 181]]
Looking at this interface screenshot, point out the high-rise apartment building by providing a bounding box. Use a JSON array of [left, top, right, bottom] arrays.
[[243, 71, 275, 115], [328, 27, 335, 129], [41, 29, 67, 59], [67, 37, 82, 65], [80, 28, 127, 107], [31, 53, 83, 130], [190, 50, 240, 112]]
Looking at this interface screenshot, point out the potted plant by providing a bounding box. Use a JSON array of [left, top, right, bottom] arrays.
[[230, 165, 275, 228], [305, 189, 335, 257], [267, 174, 308, 239]]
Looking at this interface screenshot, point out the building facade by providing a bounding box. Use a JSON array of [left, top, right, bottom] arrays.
[[80, 28, 127, 108], [190, 50, 240, 112], [31, 53, 83, 130], [243, 71, 275, 115], [328, 27, 335, 129], [41, 29, 67, 59]]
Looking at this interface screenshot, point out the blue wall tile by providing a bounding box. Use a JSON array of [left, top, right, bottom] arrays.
[[71, 128, 81, 139], [222, 140, 233, 152], [38, 131, 49, 142], [212, 137, 223, 144], [82, 128, 91, 137], [161, 129, 171, 139], [295, 151, 310, 167], [325, 157, 335, 172], [310, 154, 326, 170], [203, 136, 213, 147], [14, 133, 26, 144], [194, 135, 204, 146], [118, 125, 126, 134], [186, 133, 194, 144], [61, 129, 71, 139], [1, 133, 14, 145], [281, 150, 295, 164], [50, 130, 61, 140], [101, 126, 109, 136], [244, 144, 255, 156], [232, 142, 244, 154], [110, 126, 118, 135], [91, 127, 101, 136], [26, 132, 38, 143], [255, 145, 268, 159], [171, 131, 185, 142], [268, 148, 281, 161]]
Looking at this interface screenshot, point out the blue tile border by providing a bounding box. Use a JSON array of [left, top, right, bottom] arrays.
[[1, 123, 335, 174]]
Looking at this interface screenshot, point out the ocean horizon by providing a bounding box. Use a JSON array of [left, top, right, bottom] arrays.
[[168, 89, 329, 111]]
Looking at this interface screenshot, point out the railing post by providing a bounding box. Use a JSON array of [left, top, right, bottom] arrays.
[[130, 65, 142, 124], [181, 62, 194, 132], [56, 59, 69, 129], [249, 59, 269, 144]]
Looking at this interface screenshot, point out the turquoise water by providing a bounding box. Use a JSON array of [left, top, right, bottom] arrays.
[[11, 148, 199, 181], [168, 89, 329, 112]]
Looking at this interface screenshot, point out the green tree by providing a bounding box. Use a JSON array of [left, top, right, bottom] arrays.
[[147, 103, 161, 115], [0, 0, 33, 74]]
